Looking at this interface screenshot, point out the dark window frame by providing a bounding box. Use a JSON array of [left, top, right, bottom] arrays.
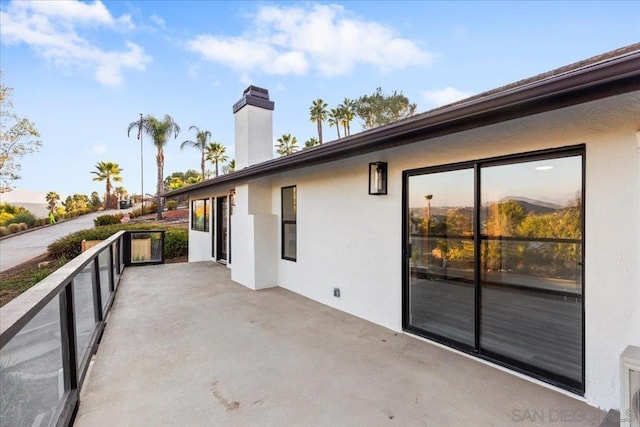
[[191, 198, 209, 232], [401, 144, 585, 395], [281, 186, 297, 261]]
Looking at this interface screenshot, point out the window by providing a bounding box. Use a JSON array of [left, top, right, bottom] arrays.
[[281, 186, 297, 261], [404, 146, 584, 393], [191, 199, 209, 232]]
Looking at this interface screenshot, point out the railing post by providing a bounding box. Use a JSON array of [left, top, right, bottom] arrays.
[[114, 239, 121, 275], [108, 246, 115, 293], [123, 231, 132, 267], [92, 257, 103, 323], [59, 282, 78, 391], [160, 231, 166, 264]]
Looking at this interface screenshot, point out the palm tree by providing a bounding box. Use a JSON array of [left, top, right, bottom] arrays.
[[181, 125, 211, 182], [338, 98, 356, 136], [275, 134, 299, 156], [91, 161, 123, 209], [328, 108, 342, 139], [45, 191, 60, 215], [304, 137, 319, 149], [205, 142, 228, 177], [115, 186, 128, 201], [128, 114, 180, 219], [309, 99, 328, 144], [221, 159, 236, 175]]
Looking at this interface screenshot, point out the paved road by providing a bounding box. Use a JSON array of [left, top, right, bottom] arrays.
[[0, 209, 128, 272]]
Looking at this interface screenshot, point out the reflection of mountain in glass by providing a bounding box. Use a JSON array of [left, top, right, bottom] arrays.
[[409, 194, 582, 280]]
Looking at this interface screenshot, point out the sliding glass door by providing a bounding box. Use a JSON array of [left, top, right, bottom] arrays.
[[404, 147, 584, 392], [406, 167, 476, 348]]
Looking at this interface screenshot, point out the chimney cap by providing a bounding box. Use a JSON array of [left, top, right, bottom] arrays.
[[233, 85, 275, 113]]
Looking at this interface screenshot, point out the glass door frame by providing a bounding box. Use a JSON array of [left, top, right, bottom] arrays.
[[216, 196, 228, 263], [401, 145, 585, 394]]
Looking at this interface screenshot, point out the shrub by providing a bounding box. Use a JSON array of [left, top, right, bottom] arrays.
[[164, 228, 188, 258], [18, 223, 28, 231], [0, 226, 8, 236], [0, 212, 14, 225], [129, 208, 143, 218], [94, 213, 124, 227], [35, 218, 48, 227], [11, 212, 36, 227], [166, 200, 178, 211], [48, 224, 188, 260], [7, 224, 20, 233]]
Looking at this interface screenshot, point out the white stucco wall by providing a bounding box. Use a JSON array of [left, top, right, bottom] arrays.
[[188, 198, 213, 262], [234, 105, 273, 169], [185, 91, 639, 411], [267, 92, 640, 410]]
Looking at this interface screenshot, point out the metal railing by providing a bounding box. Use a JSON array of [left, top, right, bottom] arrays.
[[0, 230, 165, 427]]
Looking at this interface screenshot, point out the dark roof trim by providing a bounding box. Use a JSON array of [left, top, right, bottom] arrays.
[[166, 46, 640, 198], [232, 85, 275, 113]]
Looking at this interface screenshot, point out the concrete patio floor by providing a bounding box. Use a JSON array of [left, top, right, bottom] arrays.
[[74, 262, 612, 426]]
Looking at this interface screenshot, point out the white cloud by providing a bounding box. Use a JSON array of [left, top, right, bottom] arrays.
[[150, 14, 165, 29], [422, 87, 472, 108], [0, 0, 150, 87], [187, 4, 431, 77], [91, 143, 107, 155]]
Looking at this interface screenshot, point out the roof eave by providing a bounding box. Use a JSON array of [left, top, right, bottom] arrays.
[[165, 49, 640, 198]]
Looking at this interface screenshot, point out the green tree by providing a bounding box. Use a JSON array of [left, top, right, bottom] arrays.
[[63, 194, 90, 216], [309, 99, 328, 144], [275, 134, 299, 156], [45, 191, 60, 215], [328, 108, 342, 139], [181, 125, 211, 182], [90, 191, 101, 210], [91, 161, 123, 209], [355, 87, 417, 130], [164, 169, 201, 190], [338, 98, 356, 136], [128, 114, 181, 219], [0, 77, 42, 193], [204, 142, 228, 177], [304, 137, 319, 149]]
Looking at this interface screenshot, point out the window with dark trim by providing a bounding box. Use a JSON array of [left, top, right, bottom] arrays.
[[281, 186, 297, 261], [191, 199, 209, 232]]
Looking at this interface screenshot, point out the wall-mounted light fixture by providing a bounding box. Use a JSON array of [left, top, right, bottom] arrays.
[[369, 162, 388, 195], [229, 189, 236, 208]]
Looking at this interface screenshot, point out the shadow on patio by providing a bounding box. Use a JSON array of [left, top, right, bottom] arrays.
[[75, 262, 610, 426]]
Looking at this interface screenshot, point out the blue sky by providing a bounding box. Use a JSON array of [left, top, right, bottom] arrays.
[[1, 0, 638, 201]]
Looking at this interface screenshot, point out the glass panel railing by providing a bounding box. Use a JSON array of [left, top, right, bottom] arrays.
[[0, 230, 163, 427], [119, 236, 125, 272], [73, 263, 97, 370], [112, 243, 120, 289], [98, 250, 111, 314], [130, 231, 163, 264], [0, 297, 63, 427]]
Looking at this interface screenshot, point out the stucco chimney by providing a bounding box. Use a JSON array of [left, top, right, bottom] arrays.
[[233, 86, 274, 169]]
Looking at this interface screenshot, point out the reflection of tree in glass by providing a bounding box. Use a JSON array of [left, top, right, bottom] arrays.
[[431, 208, 474, 268], [481, 195, 582, 279]]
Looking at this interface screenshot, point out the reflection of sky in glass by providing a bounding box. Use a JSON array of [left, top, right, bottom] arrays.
[[482, 156, 582, 207], [409, 168, 474, 209], [409, 155, 581, 208]]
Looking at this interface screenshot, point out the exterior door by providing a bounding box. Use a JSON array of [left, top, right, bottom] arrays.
[[403, 148, 584, 393]]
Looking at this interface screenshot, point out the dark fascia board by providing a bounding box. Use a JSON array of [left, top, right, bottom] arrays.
[[165, 49, 640, 198]]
